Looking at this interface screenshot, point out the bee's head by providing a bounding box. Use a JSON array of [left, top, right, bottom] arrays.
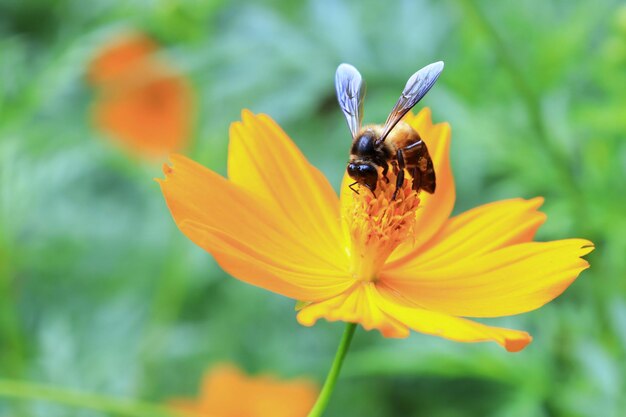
[[352, 132, 376, 157], [347, 162, 378, 192]]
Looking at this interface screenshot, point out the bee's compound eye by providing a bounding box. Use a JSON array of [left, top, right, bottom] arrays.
[[359, 165, 376, 174], [348, 163, 377, 181]]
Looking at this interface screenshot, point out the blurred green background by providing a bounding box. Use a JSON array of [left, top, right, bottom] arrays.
[[1, 0, 625, 416]]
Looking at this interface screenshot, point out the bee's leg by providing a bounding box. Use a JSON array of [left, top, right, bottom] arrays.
[[392, 149, 405, 200], [391, 160, 399, 175], [348, 181, 360, 195], [412, 166, 422, 192], [381, 163, 390, 183]]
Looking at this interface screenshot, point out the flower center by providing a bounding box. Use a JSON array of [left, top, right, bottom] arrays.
[[343, 169, 420, 282]]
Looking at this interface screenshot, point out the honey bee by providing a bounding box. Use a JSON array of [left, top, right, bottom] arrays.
[[335, 62, 444, 200]]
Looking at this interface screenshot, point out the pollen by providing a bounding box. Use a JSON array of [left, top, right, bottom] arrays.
[[344, 171, 420, 282]]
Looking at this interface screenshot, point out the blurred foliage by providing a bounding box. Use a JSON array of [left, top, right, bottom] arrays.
[[0, 0, 625, 416]]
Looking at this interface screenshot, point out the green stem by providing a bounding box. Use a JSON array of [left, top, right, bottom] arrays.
[[0, 379, 178, 417], [307, 323, 357, 417]]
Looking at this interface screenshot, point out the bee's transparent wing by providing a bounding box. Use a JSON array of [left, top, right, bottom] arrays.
[[378, 61, 444, 143], [335, 63, 366, 139]]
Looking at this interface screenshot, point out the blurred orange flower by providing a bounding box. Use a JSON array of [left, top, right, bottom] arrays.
[[159, 108, 594, 352], [86, 32, 158, 86], [88, 32, 193, 157], [169, 364, 318, 417]]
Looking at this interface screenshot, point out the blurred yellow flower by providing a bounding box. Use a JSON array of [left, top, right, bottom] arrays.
[[87, 32, 194, 157], [159, 109, 594, 352], [169, 364, 318, 417]]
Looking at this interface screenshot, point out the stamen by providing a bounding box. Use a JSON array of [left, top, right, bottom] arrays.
[[343, 169, 420, 282]]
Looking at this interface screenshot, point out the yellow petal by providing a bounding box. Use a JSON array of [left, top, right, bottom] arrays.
[[159, 155, 352, 301], [297, 283, 411, 338], [228, 111, 347, 266], [376, 285, 532, 352], [297, 281, 531, 351], [387, 108, 456, 262], [381, 238, 594, 318], [385, 197, 546, 271]]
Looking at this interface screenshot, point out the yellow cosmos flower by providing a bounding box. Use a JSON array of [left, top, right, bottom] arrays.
[[159, 108, 593, 352], [169, 364, 317, 417]]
